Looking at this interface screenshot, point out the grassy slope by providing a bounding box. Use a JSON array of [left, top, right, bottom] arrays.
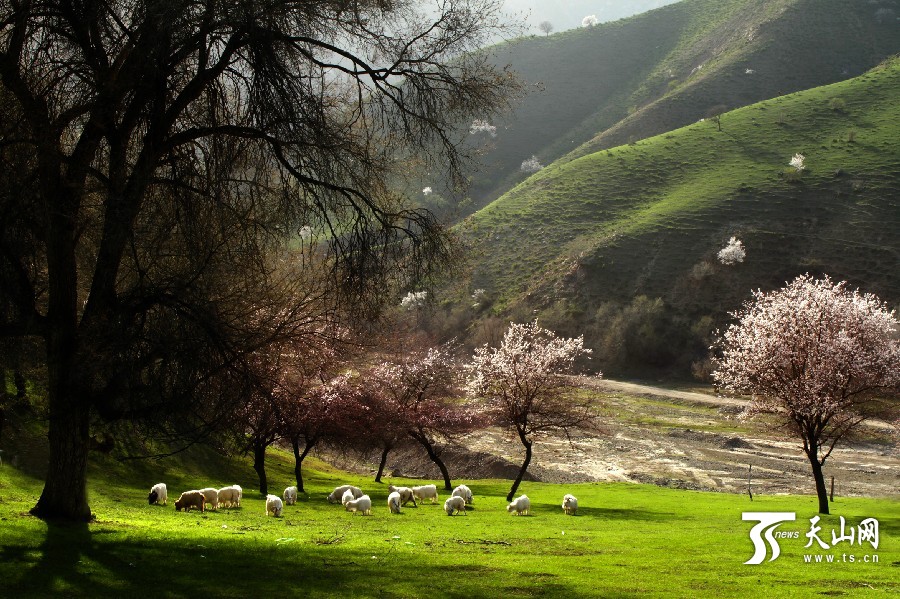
[[1, 447, 898, 598], [463, 57, 900, 318], [445, 0, 900, 213]]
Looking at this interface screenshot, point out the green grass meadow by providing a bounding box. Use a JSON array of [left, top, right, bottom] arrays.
[[1, 448, 897, 598]]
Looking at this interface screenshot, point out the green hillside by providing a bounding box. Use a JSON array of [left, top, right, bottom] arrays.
[[436, 0, 900, 216], [457, 57, 900, 373]]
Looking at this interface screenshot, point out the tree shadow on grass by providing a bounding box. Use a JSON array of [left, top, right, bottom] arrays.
[[530, 503, 679, 522]]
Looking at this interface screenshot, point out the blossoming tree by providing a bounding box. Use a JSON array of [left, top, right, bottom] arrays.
[[467, 320, 598, 501], [713, 275, 900, 514]]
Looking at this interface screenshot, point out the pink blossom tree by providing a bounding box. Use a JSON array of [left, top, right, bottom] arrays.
[[371, 343, 484, 490], [713, 274, 900, 514], [466, 320, 598, 501]]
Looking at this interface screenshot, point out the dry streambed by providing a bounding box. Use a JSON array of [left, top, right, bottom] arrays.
[[456, 379, 899, 498]]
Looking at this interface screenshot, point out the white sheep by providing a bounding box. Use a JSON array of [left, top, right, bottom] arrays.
[[327, 484, 363, 504], [148, 482, 167, 506], [387, 491, 402, 514], [451, 484, 473, 505], [444, 495, 467, 516], [507, 494, 530, 515], [412, 484, 439, 504], [387, 485, 417, 507], [266, 494, 284, 517], [562, 494, 578, 515], [284, 486, 298, 506], [341, 489, 355, 506], [217, 486, 239, 508], [344, 494, 372, 515], [199, 487, 219, 510]]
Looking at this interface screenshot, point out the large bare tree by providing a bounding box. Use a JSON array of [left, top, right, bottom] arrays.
[[0, 0, 516, 520]]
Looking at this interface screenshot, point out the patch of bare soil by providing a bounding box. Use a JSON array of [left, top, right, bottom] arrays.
[[372, 380, 899, 499]]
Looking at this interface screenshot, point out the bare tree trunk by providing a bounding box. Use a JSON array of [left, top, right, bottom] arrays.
[[410, 431, 452, 490], [507, 436, 532, 502], [291, 436, 316, 493], [375, 445, 391, 483], [253, 442, 268, 496], [806, 449, 830, 515], [32, 399, 92, 521]]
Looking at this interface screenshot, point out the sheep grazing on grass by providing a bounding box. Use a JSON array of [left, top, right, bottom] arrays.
[[387, 485, 417, 507], [266, 494, 284, 517], [217, 485, 241, 508], [387, 491, 402, 514], [327, 484, 363, 504], [148, 483, 167, 506], [451, 484, 473, 505], [344, 494, 372, 515], [507, 494, 530, 516], [174, 490, 206, 512], [231, 485, 242, 507], [341, 489, 355, 506], [444, 495, 467, 516], [562, 494, 578, 515], [284, 486, 298, 506], [412, 484, 439, 504], [199, 487, 219, 510]]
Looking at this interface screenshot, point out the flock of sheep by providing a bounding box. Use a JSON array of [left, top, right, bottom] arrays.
[[148, 481, 579, 518]]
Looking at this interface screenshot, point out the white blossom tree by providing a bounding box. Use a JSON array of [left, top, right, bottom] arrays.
[[520, 155, 544, 173], [467, 320, 598, 501], [400, 291, 428, 310], [717, 237, 746, 265], [538, 21, 554, 36], [790, 153, 806, 171], [582, 14, 599, 27], [469, 119, 498, 137], [713, 275, 900, 514]]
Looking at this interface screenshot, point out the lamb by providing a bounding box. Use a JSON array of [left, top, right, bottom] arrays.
[[284, 486, 298, 506], [562, 494, 578, 515], [451, 484, 473, 505], [387, 484, 417, 507], [217, 486, 240, 508], [507, 494, 530, 516], [412, 484, 439, 504], [387, 491, 402, 514], [174, 490, 206, 512], [341, 489, 355, 506], [444, 495, 467, 516], [199, 487, 219, 510], [344, 494, 372, 515], [327, 484, 363, 504], [148, 482, 167, 506], [266, 494, 284, 517]]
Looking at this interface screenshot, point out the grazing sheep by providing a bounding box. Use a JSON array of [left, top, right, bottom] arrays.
[[451, 484, 473, 505], [412, 484, 439, 504], [507, 494, 530, 516], [387, 484, 417, 507], [327, 484, 363, 504], [174, 490, 206, 512], [265, 494, 284, 517], [148, 482, 167, 506], [284, 486, 298, 506], [344, 494, 372, 515], [562, 494, 578, 515], [217, 486, 240, 508], [231, 485, 242, 507], [341, 489, 355, 506], [444, 495, 467, 516], [387, 491, 402, 514], [199, 487, 219, 510]]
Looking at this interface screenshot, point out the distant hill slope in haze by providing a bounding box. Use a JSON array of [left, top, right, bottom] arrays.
[[446, 0, 900, 215], [455, 58, 900, 372]]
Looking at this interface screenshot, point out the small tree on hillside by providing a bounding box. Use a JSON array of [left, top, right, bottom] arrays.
[[713, 274, 900, 514], [538, 21, 554, 36], [353, 378, 409, 483], [467, 320, 598, 501]]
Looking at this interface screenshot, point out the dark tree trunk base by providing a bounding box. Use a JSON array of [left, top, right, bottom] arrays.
[[253, 444, 268, 497], [32, 404, 93, 521], [507, 439, 532, 502], [375, 446, 390, 483], [807, 451, 830, 515], [412, 432, 452, 490]]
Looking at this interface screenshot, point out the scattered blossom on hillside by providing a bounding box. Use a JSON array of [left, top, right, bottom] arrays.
[[582, 14, 598, 27], [789, 153, 806, 171], [520, 155, 543, 173], [717, 237, 746, 265], [471, 288, 486, 309], [422, 186, 433, 196], [469, 119, 497, 137], [400, 290, 427, 310], [744, 68, 755, 75]]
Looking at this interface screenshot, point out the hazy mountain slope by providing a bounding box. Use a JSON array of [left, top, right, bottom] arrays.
[[447, 0, 900, 214], [462, 58, 900, 325]]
